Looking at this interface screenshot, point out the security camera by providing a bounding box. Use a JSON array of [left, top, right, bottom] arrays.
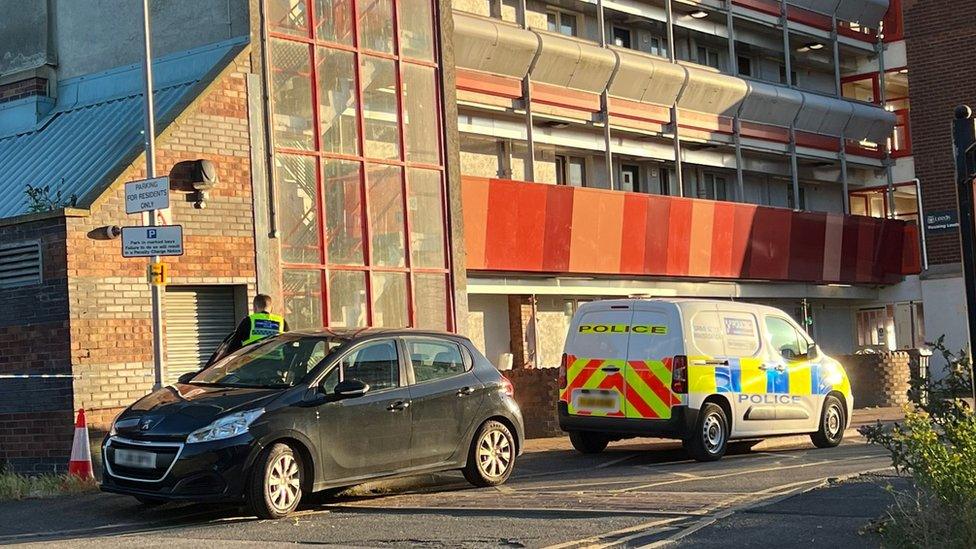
[[168, 159, 219, 208]]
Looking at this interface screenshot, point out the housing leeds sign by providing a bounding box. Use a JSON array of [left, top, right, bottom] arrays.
[[925, 210, 960, 234]]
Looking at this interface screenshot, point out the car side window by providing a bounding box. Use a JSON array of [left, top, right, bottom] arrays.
[[406, 339, 467, 383], [323, 339, 401, 393], [765, 317, 803, 361]]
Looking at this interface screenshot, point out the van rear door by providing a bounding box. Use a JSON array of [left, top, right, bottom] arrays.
[[562, 304, 633, 418], [625, 304, 681, 420]]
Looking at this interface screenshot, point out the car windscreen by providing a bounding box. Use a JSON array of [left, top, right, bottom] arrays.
[[189, 336, 345, 389]]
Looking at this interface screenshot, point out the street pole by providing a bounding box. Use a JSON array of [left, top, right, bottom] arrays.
[[950, 105, 976, 403], [142, 0, 166, 390]]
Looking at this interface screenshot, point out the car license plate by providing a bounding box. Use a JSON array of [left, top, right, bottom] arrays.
[[572, 390, 620, 413], [115, 448, 157, 469]]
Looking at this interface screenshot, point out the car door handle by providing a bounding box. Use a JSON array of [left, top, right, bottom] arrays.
[[601, 366, 621, 373], [759, 364, 786, 372], [703, 359, 729, 366], [387, 400, 410, 412], [456, 386, 475, 397]]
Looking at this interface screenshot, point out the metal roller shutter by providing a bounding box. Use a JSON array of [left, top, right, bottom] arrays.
[[165, 286, 239, 382]]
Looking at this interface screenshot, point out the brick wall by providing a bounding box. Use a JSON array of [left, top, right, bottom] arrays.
[[0, 217, 73, 471], [905, 1, 976, 265], [508, 295, 534, 368], [506, 367, 562, 439], [837, 351, 913, 407], [0, 77, 47, 104], [64, 54, 257, 431]]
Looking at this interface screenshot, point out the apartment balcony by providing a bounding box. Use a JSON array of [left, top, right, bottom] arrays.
[[452, 10, 895, 164], [462, 177, 921, 285]]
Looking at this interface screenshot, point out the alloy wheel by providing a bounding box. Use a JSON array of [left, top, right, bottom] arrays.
[[477, 428, 513, 478], [267, 453, 301, 511]]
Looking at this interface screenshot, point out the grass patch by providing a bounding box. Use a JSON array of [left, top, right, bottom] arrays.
[[0, 472, 97, 501]]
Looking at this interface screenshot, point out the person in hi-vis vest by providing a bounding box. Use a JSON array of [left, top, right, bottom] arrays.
[[225, 294, 290, 355]]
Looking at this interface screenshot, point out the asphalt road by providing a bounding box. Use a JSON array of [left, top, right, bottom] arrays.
[[1, 437, 895, 548]]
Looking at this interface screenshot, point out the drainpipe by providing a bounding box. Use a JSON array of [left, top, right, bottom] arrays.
[[914, 178, 929, 270], [519, 0, 536, 182], [781, 3, 800, 210], [598, 0, 615, 190], [258, 0, 279, 236], [877, 36, 895, 217], [665, 0, 684, 196], [726, 1, 744, 201], [832, 14, 850, 214]]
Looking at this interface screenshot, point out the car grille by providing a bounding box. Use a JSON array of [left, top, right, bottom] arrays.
[[105, 437, 183, 482]]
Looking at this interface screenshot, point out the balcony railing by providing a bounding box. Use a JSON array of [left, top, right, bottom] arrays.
[[462, 177, 921, 285]]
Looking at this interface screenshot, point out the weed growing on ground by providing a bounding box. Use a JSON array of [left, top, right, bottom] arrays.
[[0, 471, 97, 501], [861, 338, 976, 548]]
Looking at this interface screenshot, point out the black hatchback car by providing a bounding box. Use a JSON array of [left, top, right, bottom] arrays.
[[101, 329, 524, 518]]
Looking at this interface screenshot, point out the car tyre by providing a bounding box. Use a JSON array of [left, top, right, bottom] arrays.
[[568, 431, 610, 454], [811, 395, 846, 449], [247, 442, 303, 519], [684, 403, 728, 462], [463, 420, 516, 487], [133, 495, 166, 507]]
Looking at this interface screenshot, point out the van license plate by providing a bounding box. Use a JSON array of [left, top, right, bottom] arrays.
[[115, 449, 157, 469], [572, 390, 619, 413]]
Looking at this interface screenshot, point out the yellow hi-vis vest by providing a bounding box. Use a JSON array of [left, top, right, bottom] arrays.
[[243, 312, 284, 345]]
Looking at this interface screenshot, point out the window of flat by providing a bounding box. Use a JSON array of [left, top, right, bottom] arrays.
[[737, 55, 753, 77], [700, 173, 727, 201], [555, 155, 586, 187], [646, 36, 667, 58], [696, 45, 721, 70], [547, 8, 578, 37], [620, 164, 641, 193], [612, 27, 632, 49], [787, 185, 807, 210]]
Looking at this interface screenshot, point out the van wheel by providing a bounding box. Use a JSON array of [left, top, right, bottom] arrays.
[[569, 431, 609, 454], [811, 396, 846, 449], [247, 443, 303, 519], [684, 403, 728, 462], [463, 420, 516, 487]]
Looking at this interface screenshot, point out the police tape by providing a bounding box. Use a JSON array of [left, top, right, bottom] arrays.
[[0, 373, 158, 379]]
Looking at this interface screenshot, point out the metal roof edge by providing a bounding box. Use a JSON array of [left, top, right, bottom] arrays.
[[56, 36, 250, 112], [0, 207, 89, 228]]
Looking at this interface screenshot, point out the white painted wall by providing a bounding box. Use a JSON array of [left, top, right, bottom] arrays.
[[467, 294, 512, 366], [921, 275, 970, 379]]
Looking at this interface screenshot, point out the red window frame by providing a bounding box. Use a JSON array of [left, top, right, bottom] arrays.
[[841, 67, 912, 157], [268, 0, 454, 331]]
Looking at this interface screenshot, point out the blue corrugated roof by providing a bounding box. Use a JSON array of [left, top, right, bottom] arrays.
[[0, 37, 247, 221]]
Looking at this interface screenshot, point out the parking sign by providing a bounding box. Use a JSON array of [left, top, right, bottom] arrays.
[[121, 225, 184, 257]]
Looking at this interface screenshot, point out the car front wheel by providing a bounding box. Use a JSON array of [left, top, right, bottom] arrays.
[[811, 396, 846, 449], [463, 420, 516, 487], [247, 442, 303, 519]]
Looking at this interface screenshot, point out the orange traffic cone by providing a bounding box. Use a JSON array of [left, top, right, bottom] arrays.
[[68, 408, 93, 480]]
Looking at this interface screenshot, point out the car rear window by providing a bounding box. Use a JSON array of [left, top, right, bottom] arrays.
[[406, 338, 467, 383]]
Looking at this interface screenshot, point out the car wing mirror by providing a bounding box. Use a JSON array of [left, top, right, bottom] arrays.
[[334, 379, 370, 399], [808, 345, 820, 360]]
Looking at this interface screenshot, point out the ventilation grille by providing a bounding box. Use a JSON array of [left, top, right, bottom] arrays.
[[0, 241, 42, 289]]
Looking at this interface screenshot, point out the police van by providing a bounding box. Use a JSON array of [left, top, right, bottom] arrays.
[[558, 298, 853, 461]]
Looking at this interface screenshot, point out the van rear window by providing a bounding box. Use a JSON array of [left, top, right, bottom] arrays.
[[570, 310, 632, 358]]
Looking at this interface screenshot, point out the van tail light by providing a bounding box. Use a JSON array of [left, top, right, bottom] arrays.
[[500, 376, 514, 397], [558, 353, 569, 389], [671, 355, 688, 395]]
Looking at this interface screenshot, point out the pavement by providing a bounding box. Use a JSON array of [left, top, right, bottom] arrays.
[[0, 407, 906, 548]]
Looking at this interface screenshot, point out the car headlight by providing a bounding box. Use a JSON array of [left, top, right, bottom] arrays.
[[109, 421, 117, 437], [186, 409, 264, 444]]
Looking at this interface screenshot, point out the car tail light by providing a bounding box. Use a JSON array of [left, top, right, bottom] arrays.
[[558, 353, 568, 389], [671, 355, 688, 394], [500, 376, 514, 397]]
